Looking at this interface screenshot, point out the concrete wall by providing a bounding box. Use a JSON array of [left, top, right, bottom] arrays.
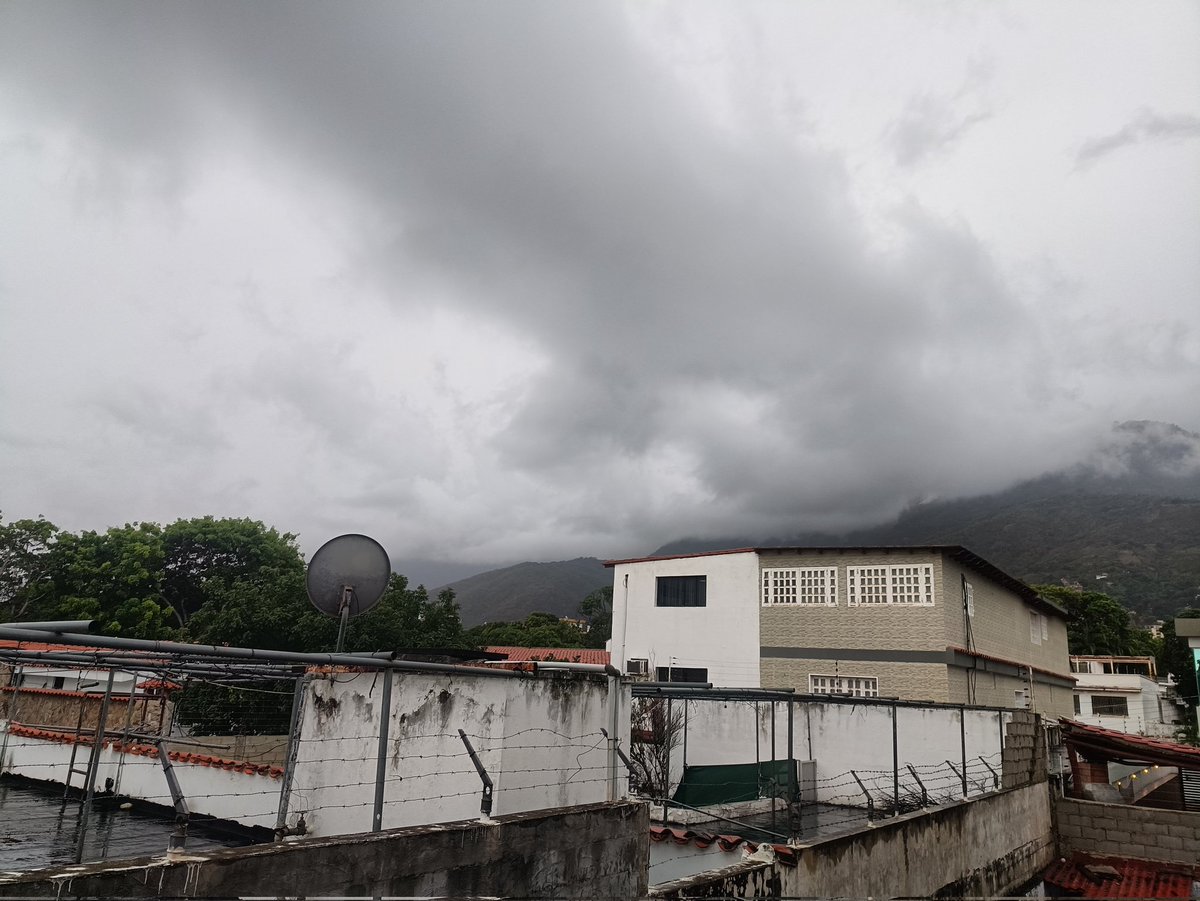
[[286, 669, 630, 837], [0, 686, 171, 734], [612, 551, 761, 688], [652, 781, 1055, 899], [0, 800, 648, 899], [1055, 795, 1200, 866], [0, 725, 280, 828], [166, 734, 288, 768]]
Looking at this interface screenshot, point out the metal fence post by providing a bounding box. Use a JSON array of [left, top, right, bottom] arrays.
[[892, 702, 900, 815], [275, 674, 308, 839], [371, 670, 393, 832], [74, 668, 115, 864], [959, 706, 969, 797]]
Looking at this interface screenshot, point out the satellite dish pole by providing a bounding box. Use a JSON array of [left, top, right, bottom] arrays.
[[306, 534, 391, 653]]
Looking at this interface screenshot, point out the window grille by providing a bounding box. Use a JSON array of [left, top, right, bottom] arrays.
[[809, 674, 879, 697], [761, 567, 837, 605], [847, 564, 935, 606]]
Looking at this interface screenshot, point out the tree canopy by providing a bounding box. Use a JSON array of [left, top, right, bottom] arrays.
[[1034, 584, 1156, 657]]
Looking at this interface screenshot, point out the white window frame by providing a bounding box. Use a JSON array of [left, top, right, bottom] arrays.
[[1030, 611, 1042, 645], [809, 674, 879, 698], [847, 564, 935, 606], [761, 567, 838, 606], [964, 581, 975, 618]]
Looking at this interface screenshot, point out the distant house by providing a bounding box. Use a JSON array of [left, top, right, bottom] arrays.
[[1070, 655, 1185, 738], [607, 546, 1073, 718]]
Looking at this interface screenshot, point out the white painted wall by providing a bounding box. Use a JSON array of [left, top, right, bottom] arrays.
[[646, 698, 1010, 809], [611, 552, 761, 688], [1073, 674, 1177, 737], [649, 836, 750, 884], [0, 724, 280, 828], [286, 670, 631, 838]]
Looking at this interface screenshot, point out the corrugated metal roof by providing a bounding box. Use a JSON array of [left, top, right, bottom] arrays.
[[485, 646, 610, 665], [1042, 854, 1198, 898]]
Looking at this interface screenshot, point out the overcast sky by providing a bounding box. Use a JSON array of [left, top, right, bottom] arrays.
[[2, 2, 1198, 581]]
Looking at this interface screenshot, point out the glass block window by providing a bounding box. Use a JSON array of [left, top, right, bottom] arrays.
[[809, 675, 879, 698], [761, 567, 837, 605], [847, 564, 935, 606], [846, 566, 890, 605]]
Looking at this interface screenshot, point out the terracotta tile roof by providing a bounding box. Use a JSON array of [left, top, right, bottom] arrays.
[[8, 725, 283, 778], [1, 685, 137, 703], [138, 679, 183, 691], [649, 826, 796, 866], [1042, 853, 1199, 898], [1061, 718, 1200, 768], [485, 646, 611, 666]]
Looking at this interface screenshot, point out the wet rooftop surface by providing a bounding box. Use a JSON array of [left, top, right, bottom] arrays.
[[0, 775, 261, 871]]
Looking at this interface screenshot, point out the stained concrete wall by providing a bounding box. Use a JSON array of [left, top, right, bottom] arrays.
[[0, 800, 648, 899], [287, 669, 630, 837], [1055, 795, 1200, 866], [652, 782, 1055, 899], [0, 725, 280, 828]]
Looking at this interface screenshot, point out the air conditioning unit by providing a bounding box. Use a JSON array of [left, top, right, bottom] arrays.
[[626, 658, 650, 678]]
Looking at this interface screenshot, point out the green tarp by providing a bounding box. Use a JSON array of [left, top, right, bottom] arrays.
[[671, 759, 794, 807]]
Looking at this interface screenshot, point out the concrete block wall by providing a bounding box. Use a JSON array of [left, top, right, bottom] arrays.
[[1001, 711, 1046, 790], [0, 800, 649, 899], [1055, 796, 1200, 866]]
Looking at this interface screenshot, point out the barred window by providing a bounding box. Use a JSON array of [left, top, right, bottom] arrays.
[[847, 564, 935, 606], [809, 674, 879, 698], [1090, 695, 1128, 717], [761, 567, 837, 606]]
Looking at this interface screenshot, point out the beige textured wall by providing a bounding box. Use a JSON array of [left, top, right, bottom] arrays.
[[941, 559, 1070, 676], [758, 548, 948, 652], [761, 656, 951, 703], [947, 667, 1074, 720]]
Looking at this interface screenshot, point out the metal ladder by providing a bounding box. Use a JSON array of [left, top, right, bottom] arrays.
[[62, 697, 92, 797]]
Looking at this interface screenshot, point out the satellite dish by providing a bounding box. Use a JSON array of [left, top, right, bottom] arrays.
[[306, 534, 391, 651]]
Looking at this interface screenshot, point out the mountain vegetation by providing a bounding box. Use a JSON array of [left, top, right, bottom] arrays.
[[437, 557, 610, 626]]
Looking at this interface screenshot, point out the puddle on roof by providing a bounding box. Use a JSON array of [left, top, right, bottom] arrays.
[[0, 775, 261, 872]]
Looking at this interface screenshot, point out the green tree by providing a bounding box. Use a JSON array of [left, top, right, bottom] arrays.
[[465, 611, 588, 649], [161, 516, 304, 628], [44, 523, 176, 639], [1034, 584, 1154, 656], [579, 586, 612, 649], [1158, 609, 1199, 719], [0, 514, 61, 621]]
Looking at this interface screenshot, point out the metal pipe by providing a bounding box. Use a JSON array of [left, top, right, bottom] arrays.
[[275, 675, 308, 839], [371, 671, 393, 832], [2, 620, 98, 633], [0, 627, 528, 679]]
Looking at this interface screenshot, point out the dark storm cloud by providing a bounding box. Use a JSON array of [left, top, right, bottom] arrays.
[[2, 3, 1195, 557], [1076, 108, 1200, 167]]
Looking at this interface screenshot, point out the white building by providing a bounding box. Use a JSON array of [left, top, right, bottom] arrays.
[[1070, 656, 1184, 738], [607, 545, 1074, 718]]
